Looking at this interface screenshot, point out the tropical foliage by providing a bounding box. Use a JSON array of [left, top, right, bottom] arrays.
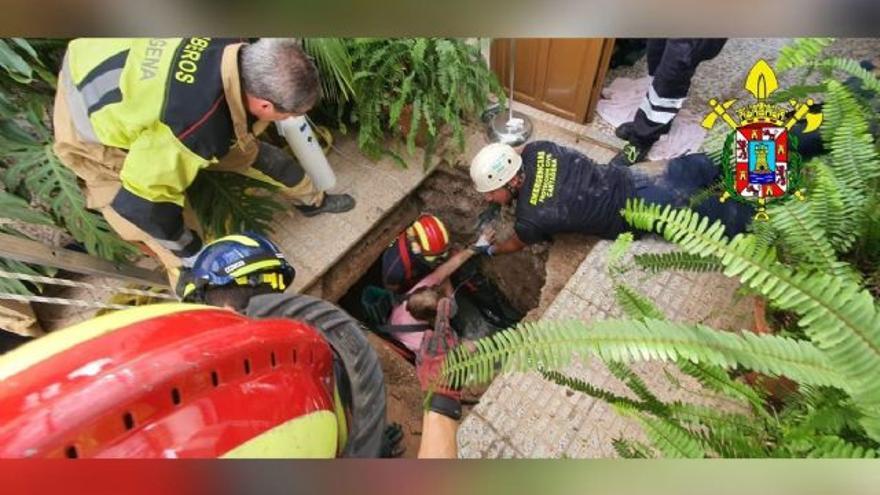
[[346, 38, 504, 167], [0, 38, 138, 297], [442, 38, 880, 457], [188, 171, 284, 241]]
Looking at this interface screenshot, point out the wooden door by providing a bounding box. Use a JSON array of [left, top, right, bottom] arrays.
[[491, 38, 614, 124]]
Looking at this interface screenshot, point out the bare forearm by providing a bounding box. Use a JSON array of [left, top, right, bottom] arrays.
[[430, 248, 475, 282], [417, 411, 458, 458]]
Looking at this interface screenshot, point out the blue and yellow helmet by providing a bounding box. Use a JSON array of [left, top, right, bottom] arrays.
[[179, 233, 295, 302]]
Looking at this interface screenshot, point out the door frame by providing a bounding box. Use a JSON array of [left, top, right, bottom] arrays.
[[490, 38, 615, 124]]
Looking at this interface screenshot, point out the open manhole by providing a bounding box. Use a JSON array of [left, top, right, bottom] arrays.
[[313, 163, 554, 457]]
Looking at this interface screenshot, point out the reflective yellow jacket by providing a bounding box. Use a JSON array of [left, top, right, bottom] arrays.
[[59, 38, 269, 259]]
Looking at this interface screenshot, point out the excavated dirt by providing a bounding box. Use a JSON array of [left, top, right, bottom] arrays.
[[413, 165, 549, 314], [328, 162, 553, 458], [365, 333, 423, 458]]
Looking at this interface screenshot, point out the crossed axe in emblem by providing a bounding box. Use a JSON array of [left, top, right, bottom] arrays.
[[701, 60, 823, 133]]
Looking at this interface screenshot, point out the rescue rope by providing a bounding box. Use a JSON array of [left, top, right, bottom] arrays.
[[0, 269, 175, 301]]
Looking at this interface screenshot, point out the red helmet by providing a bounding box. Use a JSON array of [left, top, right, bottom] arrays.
[[407, 214, 450, 257]]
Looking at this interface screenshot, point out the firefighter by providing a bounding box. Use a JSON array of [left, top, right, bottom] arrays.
[[53, 38, 355, 279], [468, 141, 752, 256], [176, 232, 296, 310], [381, 214, 452, 294], [610, 38, 727, 167]]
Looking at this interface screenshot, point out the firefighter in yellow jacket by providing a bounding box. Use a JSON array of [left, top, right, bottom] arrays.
[[53, 38, 355, 274]]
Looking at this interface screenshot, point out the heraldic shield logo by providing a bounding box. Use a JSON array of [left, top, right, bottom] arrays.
[[702, 60, 823, 220]]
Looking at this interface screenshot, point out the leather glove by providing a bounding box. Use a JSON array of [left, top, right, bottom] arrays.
[[416, 297, 462, 419]]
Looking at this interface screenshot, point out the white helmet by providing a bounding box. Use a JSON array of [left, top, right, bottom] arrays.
[[469, 143, 523, 193]]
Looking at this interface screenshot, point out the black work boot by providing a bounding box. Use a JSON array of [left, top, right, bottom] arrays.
[[609, 142, 650, 167], [614, 122, 635, 142], [295, 193, 356, 217]]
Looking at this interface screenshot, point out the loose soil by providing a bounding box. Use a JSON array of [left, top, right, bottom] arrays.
[[336, 162, 554, 457]]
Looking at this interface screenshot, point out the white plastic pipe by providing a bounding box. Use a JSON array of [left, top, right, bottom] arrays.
[[276, 116, 337, 191]]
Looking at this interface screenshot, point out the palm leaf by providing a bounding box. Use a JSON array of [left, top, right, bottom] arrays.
[[188, 171, 284, 240], [301, 38, 355, 103], [2, 142, 137, 262]]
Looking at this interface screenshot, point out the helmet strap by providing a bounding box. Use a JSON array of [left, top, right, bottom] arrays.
[[504, 173, 523, 199]]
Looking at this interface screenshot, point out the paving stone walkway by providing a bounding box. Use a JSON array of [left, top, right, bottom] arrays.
[[457, 238, 756, 458]]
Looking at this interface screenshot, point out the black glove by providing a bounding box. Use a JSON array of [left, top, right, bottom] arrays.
[[474, 203, 500, 233], [380, 423, 406, 458]]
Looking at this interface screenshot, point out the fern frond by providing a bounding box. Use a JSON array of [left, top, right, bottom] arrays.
[[676, 360, 766, 412], [791, 398, 863, 437], [633, 251, 723, 273], [607, 232, 634, 268], [807, 159, 859, 252], [606, 361, 666, 411], [775, 38, 834, 72], [540, 369, 645, 411], [667, 401, 770, 456], [443, 318, 845, 392], [616, 405, 706, 458], [668, 402, 757, 432], [767, 199, 858, 281], [614, 284, 665, 321], [807, 436, 878, 458], [612, 438, 655, 458], [825, 81, 880, 191], [622, 199, 880, 440], [817, 57, 880, 94]]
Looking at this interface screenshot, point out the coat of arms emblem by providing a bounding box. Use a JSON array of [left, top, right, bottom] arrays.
[[702, 60, 823, 220]]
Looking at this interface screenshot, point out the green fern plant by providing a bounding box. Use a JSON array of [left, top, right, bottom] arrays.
[[444, 41, 880, 457], [348, 38, 504, 168], [444, 204, 880, 456], [775, 38, 835, 72]]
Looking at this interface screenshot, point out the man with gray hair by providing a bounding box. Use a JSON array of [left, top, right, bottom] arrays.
[[53, 38, 355, 280]]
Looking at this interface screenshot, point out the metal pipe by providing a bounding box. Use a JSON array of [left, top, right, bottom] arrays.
[[509, 39, 516, 122]]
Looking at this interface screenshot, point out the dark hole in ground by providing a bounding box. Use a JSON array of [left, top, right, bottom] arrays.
[[333, 163, 551, 458]]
